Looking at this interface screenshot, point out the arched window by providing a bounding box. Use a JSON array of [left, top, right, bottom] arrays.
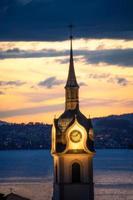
[[72, 162, 81, 183]]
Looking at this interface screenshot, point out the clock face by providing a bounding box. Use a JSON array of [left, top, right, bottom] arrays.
[[70, 130, 82, 143]]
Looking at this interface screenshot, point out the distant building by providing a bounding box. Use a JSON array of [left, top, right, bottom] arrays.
[[51, 30, 95, 200]]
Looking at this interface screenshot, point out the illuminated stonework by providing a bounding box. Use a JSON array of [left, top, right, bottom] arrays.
[[51, 35, 95, 200]]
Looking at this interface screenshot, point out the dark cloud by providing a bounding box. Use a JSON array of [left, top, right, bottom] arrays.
[[0, 80, 26, 86], [0, 0, 133, 40], [116, 77, 128, 86], [83, 49, 133, 67], [108, 77, 128, 86], [88, 73, 129, 86], [0, 91, 5, 95], [56, 57, 80, 64], [57, 48, 133, 67], [55, 58, 69, 64], [79, 82, 87, 87], [55, 48, 133, 67], [0, 48, 65, 59], [0, 48, 133, 68], [38, 77, 65, 88]]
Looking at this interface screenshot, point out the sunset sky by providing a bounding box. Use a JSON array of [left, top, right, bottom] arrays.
[[0, 0, 133, 123]]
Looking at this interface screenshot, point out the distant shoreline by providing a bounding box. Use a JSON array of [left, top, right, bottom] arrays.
[[1, 113, 133, 149]]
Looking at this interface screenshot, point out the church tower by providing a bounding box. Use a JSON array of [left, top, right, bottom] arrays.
[[51, 30, 95, 200]]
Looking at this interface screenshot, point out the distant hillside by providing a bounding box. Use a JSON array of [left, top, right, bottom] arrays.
[[92, 113, 133, 149], [0, 113, 133, 150], [0, 120, 8, 126], [0, 122, 51, 150], [93, 113, 133, 124]]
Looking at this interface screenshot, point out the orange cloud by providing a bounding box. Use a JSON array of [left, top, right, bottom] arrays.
[[0, 39, 133, 123]]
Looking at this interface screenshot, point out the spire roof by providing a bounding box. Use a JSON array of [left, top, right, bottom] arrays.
[[65, 35, 79, 88]]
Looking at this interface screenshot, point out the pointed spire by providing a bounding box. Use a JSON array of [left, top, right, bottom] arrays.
[[65, 25, 79, 88]]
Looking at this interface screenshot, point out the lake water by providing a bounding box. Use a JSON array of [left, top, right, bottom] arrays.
[[0, 150, 133, 200]]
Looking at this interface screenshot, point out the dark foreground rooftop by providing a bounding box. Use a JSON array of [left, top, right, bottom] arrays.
[[0, 193, 30, 200]]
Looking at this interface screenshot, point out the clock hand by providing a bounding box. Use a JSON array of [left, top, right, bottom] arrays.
[[73, 132, 78, 137]]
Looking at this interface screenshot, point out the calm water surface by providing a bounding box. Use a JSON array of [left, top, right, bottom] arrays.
[[0, 149, 133, 200]]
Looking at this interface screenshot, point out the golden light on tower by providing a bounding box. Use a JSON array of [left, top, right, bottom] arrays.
[[51, 27, 95, 200]]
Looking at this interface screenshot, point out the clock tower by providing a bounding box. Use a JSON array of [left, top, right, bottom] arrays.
[[51, 31, 95, 200]]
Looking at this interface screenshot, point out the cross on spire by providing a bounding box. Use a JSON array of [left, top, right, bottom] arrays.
[[68, 24, 74, 39]]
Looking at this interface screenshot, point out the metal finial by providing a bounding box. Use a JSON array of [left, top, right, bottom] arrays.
[[68, 24, 74, 39]]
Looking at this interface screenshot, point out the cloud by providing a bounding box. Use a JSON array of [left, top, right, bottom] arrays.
[[0, 98, 132, 118], [26, 91, 63, 102], [83, 49, 133, 67], [0, 0, 133, 40], [38, 77, 65, 88], [79, 82, 87, 87], [116, 77, 128, 86], [0, 48, 133, 67], [55, 58, 69, 64], [0, 104, 64, 118], [0, 91, 5, 95], [88, 73, 110, 79], [88, 73, 129, 86], [81, 98, 133, 107], [0, 48, 66, 59], [108, 77, 128, 86], [0, 80, 26, 87], [55, 57, 80, 64], [81, 98, 119, 107], [123, 100, 133, 107]]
